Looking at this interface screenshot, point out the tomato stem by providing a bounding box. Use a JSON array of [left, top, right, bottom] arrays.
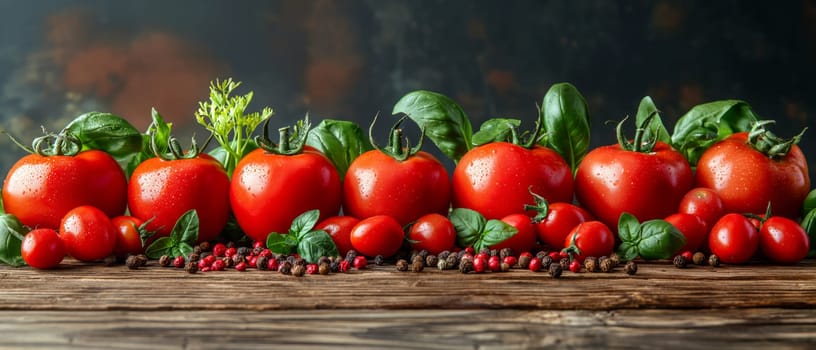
[[523, 187, 551, 224], [255, 115, 310, 155], [369, 114, 424, 162], [30, 129, 82, 157], [616, 111, 659, 153], [747, 120, 807, 159], [150, 132, 200, 160]]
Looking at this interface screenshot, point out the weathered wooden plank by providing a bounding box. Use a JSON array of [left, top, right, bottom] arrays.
[[0, 308, 815, 350]]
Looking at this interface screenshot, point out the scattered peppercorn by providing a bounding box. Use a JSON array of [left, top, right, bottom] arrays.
[[198, 241, 211, 252], [396, 259, 409, 272], [232, 255, 245, 266], [345, 249, 358, 263], [125, 255, 142, 269], [528, 257, 542, 272], [584, 257, 598, 273], [104, 255, 118, 266], [569, 260, 582, 273], [673, 255, 688, 268], [193, 246, 203, 255], [318, 262, 330, 275], [256, 256, 270, 271], [411, 260, 424, 273], [445, 254, 459, 269], [353, 256, 368, 270], [267, 258, 279, 271], [548, 263, 563, 278], [226, 241, 236, 249], [212, 259, 227, 271], [330, 261, 340, 272], [438, 251, 451, 261], [518, 254, 532, 269], [184, 261, 198, 274], [559, 258, 569, 271], [252, 246, 264, 256], [222, 256, 234, 268], [424, 255, 437, 268], [692, 252, 706, 266], [536, 251, 549, 261], [708, 254, 720, 267], [188, 253, 200, 262], [459, 259, 474, 273], [173, 256, 185, 268], [540, 255, 553, 270], [503, 256, 518, 268], [500, 262, 511, 272], [291, 264, 306, 277], [279, 261, 292, 275], [437, 259, 449, 270], [159, 255, 171, 267], [478, 247, 490, 256], [235, 262, 247, 272], [608, 253, 621, 268], [487, 255, 501, 272], [339, 260, 351, 273], [305, 264, 318, 275], [236, 247, 249, 257], [411, 255, 425, 266], [624, 261, 638, 275], [599, 258, 614, 273], [212, 243, 227, 257], [473, 257, 486, 273], [373, 255, 385, 266], [500, 248, 514, 260]]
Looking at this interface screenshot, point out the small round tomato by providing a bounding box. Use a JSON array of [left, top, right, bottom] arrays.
[[350, 215, 404, 258], [59, 205, 117, 262], [665, 213, 708, 253], [21, 228, 65, 269], [708, 213, 759, 264], [490, 213, 537, 254], [759, 217, 809, 264], [563, 221, 615, 262], [111, 216, 145, 257], [678, 187, 725, 229], [316, 216, 360, 256], [408, 213, 456, 255], [534, 202, 593, 250]]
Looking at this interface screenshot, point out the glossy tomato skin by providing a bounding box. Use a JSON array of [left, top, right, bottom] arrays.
[[563, 221, 615, 262], [21, 228, 65, 269], [111, 216, 145, 257], [349, 215, 404, 258], [575, 141, 693, 231], [232, 148, 341, 243], [3, 150, 127, 229], [696, 132, 810, 219], [490, 213, 537, 254], [453, 143, 573, 220], [59, 205, 117, 262], [409, 213, 456, 255], [678, 187, 725, 230], [129, 155, 230, 243], [316, 216, 360, 256], [535, 203, 593, 250], [665, 213, 708, 253], [708, 213, 759, 264], [344, 150, 450, 226], [759, 217, 809, 264]]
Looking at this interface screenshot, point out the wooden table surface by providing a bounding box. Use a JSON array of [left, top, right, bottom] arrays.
[[1, 258, 815, 349]]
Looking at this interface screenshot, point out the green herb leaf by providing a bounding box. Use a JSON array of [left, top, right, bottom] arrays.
[[392, 90, 472, 162], [209, 139, 258, 169], [266, 233, 296, 255], [449, 208, 486, 248], [290, 210, 320, 239], [307, 119, 372, 179], [476, 219, 518, 251], [616, 242, 639, 262], [0, 214, 27, 266], [541, 83, 591, 172], [671, 100, 758, 165], [637, 219, 686, 260], [297, 230, 339, 263], [145, 237, 175, 259], [171, 210, 200, 245], [65, 112, 143, 157], [471, 118, 522, 146], [617, 212, 641, 244], [635, 97, 670, 145], [801, 209, 816, 258]]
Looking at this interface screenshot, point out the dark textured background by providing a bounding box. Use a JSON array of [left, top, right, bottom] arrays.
[[0, 0, 813, 181]]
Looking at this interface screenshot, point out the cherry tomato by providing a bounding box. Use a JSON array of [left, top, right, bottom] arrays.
[[696, 132, 810, 219], [575, 141, 693, 231], [232, 147, 341, 243], [408, 213, 456, 255], [759, 216, 809, 264], [315, 216, 360, 256], [665, 213, 708, 253], [3, 150, 127, 229], [678, 187, 725, 230], [453, 142, 573, 220], [563, 221, 615, 262], [21, 228, 65, 269], [490, 213, 537, 254], [59, 205, 117, 262], [349, 215, 404, 258], [111, 216, 145, 257], [130, 154, 230, 243], [708, 213, 759, 264], [534, 202, 593, 250]]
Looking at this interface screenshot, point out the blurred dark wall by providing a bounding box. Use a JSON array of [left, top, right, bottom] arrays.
[[0, 0, 813, 181]]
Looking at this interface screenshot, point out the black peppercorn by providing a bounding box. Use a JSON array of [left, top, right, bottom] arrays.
[[374, 255, 385, 266], [456, 250, 467, 259], [411, 261, 424, 273], [291, 264, 306, 277], [559, 258, 569, 271], [708, 254, 720, 267], [500, 262, 511, 272], [232, 254, 245, 266], [188, 253, 200, 262], [317, 256, 330, 266], [499, 248, 513, 260], [459, 259, 474, 273], [535, 251, 549, 261], [478, 247, 490, 256], [330, 261, 341, 272], [425, 255, 438, 267], [253, 246, 264, 256], [517, 255, 532, 269], [692, 252, 706, 266], [624, 261, 638, 275], [104, 255, 118, 266], [489, 249, 498, 257], [222, 256, 234, 268], [599, 258, 614, 273], [345, 249, 358, 263], [294, 258, 306, 267], [437, 250, 451, 261], [437, 259, 449, 270], [158, 255, 171, 267], [673, 255, 688, 268], [184, 261, 198, 274], [193, 246, 203, 255], [445, 254, 458, 268], [256, 256, 269, 271], [584, 257, 598, 273], [608, 253, 621, 267], [318, 262, 330, 275], [237, 247, 249, 257], [396, 259, 409, 272], [198, 241, 211, 252], [540, 255, 553, 270], [548, 263, 562, 278], [411, 255, 425, 266], [279, 261, 293, 275]]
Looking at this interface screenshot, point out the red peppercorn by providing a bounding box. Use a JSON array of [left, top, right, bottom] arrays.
[[260, 249, 273, 258], [212, 243, 227, 257], [211, 259, 226, 271], [353, 256, 368, 270], [460, 253, 474, 262], [267, 258, 279, 271], [197, 259, 208, 270], [225, 247, 237, 258], [173, 256, 185, 268], [235, 262, 247, 271], [519, 251, 533, 258], [306, 264, 319, 275], [465, 247, 475, 255], [488, 256, 501, 272], [548, 252, 561, 261], [200, 266, 211, 272], [253, 241, 265, 249], [680, 250, 693, 262], [528, 257, 542, 272], [248, 256, 258, 268], [291, 253, 301, 259], [339, 260, 351, 273], [473, 257, 486, 273], [569, 260, 581, 273], [503, 256, 517, 267], [203, 255, 216, 266], [475, 252, 489, 261]]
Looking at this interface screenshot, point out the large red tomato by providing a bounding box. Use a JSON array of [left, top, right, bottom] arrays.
[[3, 150, 127, 229], [696, 131, 810, 219], [232, 147, 341, 243], [575, 141, 693, 231], [129, 154, 230, 243], [453, 142, 573, 220]]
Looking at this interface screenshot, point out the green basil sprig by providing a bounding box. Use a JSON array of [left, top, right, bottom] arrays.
[[392, 90, 473, 162], [449, 208, 517, 252], [306, 119, 372, 179], [0, 214, 28, 267], [801, 209, 816, 258], [616, 212, 686, 261], [64, 111, 143, 157], [670, 100, 758, 166], [540, 82, 591, 172], [266, 210, 338, 263], [145, 209, 199, 259]]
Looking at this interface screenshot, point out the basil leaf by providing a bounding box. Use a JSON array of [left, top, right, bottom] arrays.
[[291, 210, 320, 239], [177, 242, 194, 258], [541, 83, 590, 172], [266, 233, 296, 255], [476, 219, 518, 251], [393, 90, 472, 162], [145, 237, 175, 259], [670, 100, 758, 165], [149, 108, 173, 153], [449, 208, 486, 248], [637, 219, 686, 260], [298, 230, 339, 263], [65, 112, 143, 157], [0, 214, 27, 266], [616, 242, 639, 262], [306, 119, 372, 179], [617, 212, 641, 244], [170, 210, 200, 245], [635, 96, 670, 145], [471, 118, 521, 146], [802, 209, 816, 258]]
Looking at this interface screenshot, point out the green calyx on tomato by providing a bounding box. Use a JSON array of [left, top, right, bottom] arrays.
[[265, 210, 339, 264], [368, 114, 425, 162], [524, 188, 552, 223], [255, 116, 311, 156], [144, 209, 200, 259], [449, 208, 518, 252], [149, 131, 206, 161], [616, 112, 661, 153], [616, 212, 686, 261], [746, 120, 807, 160], [3, 127, 83, 157]]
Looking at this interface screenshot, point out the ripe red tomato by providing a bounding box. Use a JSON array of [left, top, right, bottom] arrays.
[[678, 187, 725, 230], [21, 228, 65, 269], [316, 216, 360, 256], [490, 213, 537, 254], [708, 213, 759, 264], [696, 132, 810, 219], [3, 150, 127, 229], [408, 213, 456, 255], [59, 205, 117, 262], [453, 142, 573, 220], [563, 221, 615, 262], [665, 213, 708, 253], [129, 154, 230, 243], [344, 149, 450, 226], [350, 215, 404, 258], [759, 216, 809, 264], [111, 216, 145, 257], [575, 141, 693, 231], [534, 203, 593, 250], [232, 148, 341, 243]]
